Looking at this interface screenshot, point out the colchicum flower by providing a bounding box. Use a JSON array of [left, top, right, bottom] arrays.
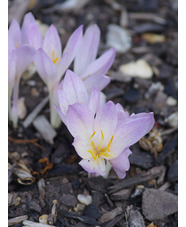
[[73, 24, 116, 93], [56, 69, 102, 124], [34, 24, 83, 128], [65, 101, 155, 178]]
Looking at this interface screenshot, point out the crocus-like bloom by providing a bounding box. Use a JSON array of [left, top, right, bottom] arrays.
[[65, 101, 155, 178], [34, 24, 83, 128], [73, 24, 116, 93], [56, 69, 102, 124]]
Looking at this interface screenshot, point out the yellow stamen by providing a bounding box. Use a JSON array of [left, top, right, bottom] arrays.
[[90, 131, 96, 139], [101, 130, 104, 140], [52, 49, 60, 64]]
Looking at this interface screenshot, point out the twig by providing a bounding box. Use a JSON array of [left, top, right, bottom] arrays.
[[8, 215, 28, 226]]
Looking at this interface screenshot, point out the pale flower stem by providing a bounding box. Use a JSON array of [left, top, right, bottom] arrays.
[[8, 91, 12, 120], [49, 88, 61, 129], [103, 160, 112, 178], [11, 77, 20, 128]]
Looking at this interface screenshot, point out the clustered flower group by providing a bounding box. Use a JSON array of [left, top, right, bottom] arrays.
[[8, 12, 155, 178]]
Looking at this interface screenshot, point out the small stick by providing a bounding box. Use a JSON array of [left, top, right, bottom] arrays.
[[8, 215, 28, 226]]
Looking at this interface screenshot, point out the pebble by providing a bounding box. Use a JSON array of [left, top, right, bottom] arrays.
[[106, 24, 132, 53], [119, 59, 153, 79], [99, 207, 123, 223], [77, 194, 92, 205], [145, 82, 164, 99], [110, 188, 132, 201], [18, 97, 27, 119], [60, 194, 78, 207], [29, 200, 42, 213], [165, 112, 178, 128], [142, 33, 166, 44], [142, 188, 178, 221], [167, 160, 178, 183], [128, 208, 145, 227], [83, 204, 101, 219], [26, 80, 36, 87], [166, 96, 177, 106]]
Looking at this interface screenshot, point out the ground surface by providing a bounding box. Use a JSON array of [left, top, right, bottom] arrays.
[[8, 0, 178, 226]]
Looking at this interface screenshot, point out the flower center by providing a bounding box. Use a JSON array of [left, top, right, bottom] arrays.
[[52, 49, 60, 64], [88, 130, 114, 161]]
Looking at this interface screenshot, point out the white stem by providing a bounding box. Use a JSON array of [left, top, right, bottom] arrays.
[[49, 88, 61, 129], [11, 77, 20, 128], [8, 90, 12, 120], [103, 160, 112, 179]]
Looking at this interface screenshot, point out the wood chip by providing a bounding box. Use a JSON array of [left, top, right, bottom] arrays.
[[8, 215, 28, 226], [18, 97, 27, 119], [32, 115, 57, 144], [23, 220, 56, 227], [99, 207, 123, 223], [23, 96, 49, 128]]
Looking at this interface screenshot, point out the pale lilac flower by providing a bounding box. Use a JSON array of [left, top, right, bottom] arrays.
[[34, 25, 83, 128], [74, 24, 116, 93], [65, 101, 155, 178], [8, 46, 34, 128], [55, 69, 102, 124]]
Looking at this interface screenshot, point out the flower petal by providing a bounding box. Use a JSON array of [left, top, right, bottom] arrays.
[[55, 104, 66, 124], [73, 137, 92, 159], [83, 74, 110, 93], [8, 51, 16, 94], [110, 112, 155, 155], [14, 45, 35, 79], [79, 158, 106, 176], [43, 24, 61, 60], [94, 101, 117, 146], [66, 103, 94, 138], [8, 18, 21, 52], [34, 48, 57, 88], [56, 25, 83, 80], [110, 148, 132, 179], [81, 48, 116, 79], [22, 13, 43, 50], [74, 24, 100, 75], [88, 87, 101, 115]]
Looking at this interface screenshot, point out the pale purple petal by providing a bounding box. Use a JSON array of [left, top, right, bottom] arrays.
[[43, 24, 61, 60], [110, 148, 132, 179], [55, 104, 66, 124], [8, 51, 16, 94], [62, 70, 89, 105], [79, 158, 106, 176], [14, 45, 35, 79], [8, 18, 21, 52], [66, 103, 94, 138], [110, 112, 155, 155], [73, 137, 92, 159], [74, 24, 100, 75], [88, 87, 101, 115], [116, 103, 129, 126], [83, 74, 110, 93], [81, 48, 116, 79], [94, 101, 117, 146], [21, 12, 42, 49], [34, 48, 57, 88]]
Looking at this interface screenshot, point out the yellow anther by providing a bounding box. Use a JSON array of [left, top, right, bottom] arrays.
[[90, 131, 96, 139], [88, 150, 97, 160], [101, 130, 104, 140], [52, 49, 60, 64]]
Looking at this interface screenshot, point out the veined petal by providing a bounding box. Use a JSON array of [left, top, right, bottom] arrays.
[[22, 13, 43, 50], [116, 103, 129, 126], [55, 104, 66, 124], [88, 87, 101, 115], [34, 48, 57, 88], [94, 101, 117, 146], [62, 69, 89, 105], [73, 137, 92, 159], [110, 112, 155, 156], [110, 148, 132, 179], [56, 25, 83, 81], [74, 24, 100, 75], [66, 103, 94, 138], [43, 24, 61, 60], [81, 48, 116, 79], [83, 74, 110, 93], [8, 51, 16, 94], [79, 158, 106, 176], [14, 45, 35, 79], [8, 18, 21, 52]]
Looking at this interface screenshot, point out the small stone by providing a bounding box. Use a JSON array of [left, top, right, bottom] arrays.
[[119, 59, 153, 79], [167, 160, 178, 183], [165, 112, 178, 128], [142, 33, 166, 44], [142, 188, 178, 221], [128, 208, 145, 227], [99, 207, 123, 223], [29, 200, 42, 213], [27, 80, 36, 86], [18, 97, 27, 119], [166, 96, 177, 106], [77, 194, 92, 205], [110, 188, 132, 201], [60, 194, 78, 207], [145, 82, 164, 99], [106, 24, 132, 53], [75, 203, 85, 212], [83, 204, 101, 219], [31, 88, 40, 97]]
